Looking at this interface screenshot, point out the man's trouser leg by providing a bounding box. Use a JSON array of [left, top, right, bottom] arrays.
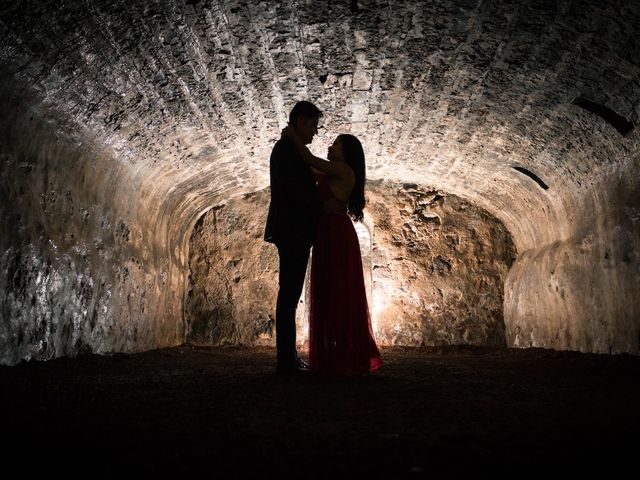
[[275, 242, 311, 365]]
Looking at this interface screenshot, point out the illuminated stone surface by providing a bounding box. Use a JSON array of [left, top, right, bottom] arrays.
[[367, 181, 516, 346], [185, 182, 515, 348], [185, 189, 278, 347], [0, 0, 638, 364]]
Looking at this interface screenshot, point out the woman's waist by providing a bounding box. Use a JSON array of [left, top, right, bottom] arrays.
[[320, 212, 349, 218], [319, 194, 348, 211], [318, 212, 352, 222]]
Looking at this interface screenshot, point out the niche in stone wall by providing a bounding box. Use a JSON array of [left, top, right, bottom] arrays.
[[184, 192, 279, 346], [366, 181, 517, 347], [572, 96, 635, 136], [184, 182, 517, 348]]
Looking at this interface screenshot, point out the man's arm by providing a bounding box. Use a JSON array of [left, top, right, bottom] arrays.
[[272, 139, 343, 214], [271, 140, 321, 209], [282, 127, 354, 183]]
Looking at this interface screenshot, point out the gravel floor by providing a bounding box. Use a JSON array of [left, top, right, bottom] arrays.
[[2, 345, 639, 477]]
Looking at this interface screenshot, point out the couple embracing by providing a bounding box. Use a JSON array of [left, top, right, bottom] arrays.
[[264, 101, 383, 376]]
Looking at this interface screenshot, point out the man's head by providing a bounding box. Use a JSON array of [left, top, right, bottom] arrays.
[[288, 101, 322, 145]]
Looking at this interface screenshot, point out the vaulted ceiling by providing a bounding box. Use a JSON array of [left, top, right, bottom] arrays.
[[1, 0, 638, 252]]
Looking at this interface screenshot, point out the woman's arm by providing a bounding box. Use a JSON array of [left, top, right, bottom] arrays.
[[282, 126, 351, 179]]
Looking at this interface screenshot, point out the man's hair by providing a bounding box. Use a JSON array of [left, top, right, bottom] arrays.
[[289, 101, 322, 125]]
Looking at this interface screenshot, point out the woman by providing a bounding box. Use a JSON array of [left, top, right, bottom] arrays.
[[282, 127, 383, 375]]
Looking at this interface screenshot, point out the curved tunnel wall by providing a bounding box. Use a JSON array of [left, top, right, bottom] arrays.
[[0, 79, 186, 364], [505, 146, 640, 354], [0, 1, 639, 364], [0, 71, 264, 365]]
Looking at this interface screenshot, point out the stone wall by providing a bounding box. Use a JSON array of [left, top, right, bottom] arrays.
[[185, 190, 278, 346], [367, 181, 516, 346], [505, 151, 640, 354], [0, 0, 639, 361], [185, 181, 516, 348], [0, 80, 185, 365]]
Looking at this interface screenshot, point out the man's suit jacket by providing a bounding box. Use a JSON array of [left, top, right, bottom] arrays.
[[264, 137, 322, 246]]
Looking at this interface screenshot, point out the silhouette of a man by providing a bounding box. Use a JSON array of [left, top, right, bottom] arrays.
[[264, 101, 323, 373]]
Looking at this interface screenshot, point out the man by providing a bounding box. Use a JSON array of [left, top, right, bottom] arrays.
[[264, 101, 324, 374]]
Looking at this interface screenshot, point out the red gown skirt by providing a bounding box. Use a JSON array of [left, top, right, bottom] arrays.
[[308, 177, 383, 375]]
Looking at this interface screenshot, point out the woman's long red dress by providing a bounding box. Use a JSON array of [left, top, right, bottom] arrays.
[[308, 174, 383, 375]]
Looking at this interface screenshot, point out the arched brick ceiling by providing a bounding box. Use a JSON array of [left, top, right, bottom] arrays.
[[1, 0, 639, 251]]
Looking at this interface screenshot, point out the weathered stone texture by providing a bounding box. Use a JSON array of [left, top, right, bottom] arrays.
[[367, 181, 516, 346], [0, 0, 639, 362], [505, 152, 640, 354], [185, 182, 515, 348], [0, 82, 185, 365], [185, 190, 278, 346]]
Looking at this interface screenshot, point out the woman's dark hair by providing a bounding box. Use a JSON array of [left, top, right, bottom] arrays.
[[289, 101, 323, 125], [339, 134, 366, 222]]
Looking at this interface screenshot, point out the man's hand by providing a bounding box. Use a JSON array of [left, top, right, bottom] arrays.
[[323, 198, 347, 214]]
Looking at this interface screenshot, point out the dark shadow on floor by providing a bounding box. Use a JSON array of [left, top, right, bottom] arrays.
[[2, 345, 639, 476]]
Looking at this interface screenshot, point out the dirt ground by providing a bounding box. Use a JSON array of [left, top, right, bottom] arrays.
[[2, 345, 639, 476]]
